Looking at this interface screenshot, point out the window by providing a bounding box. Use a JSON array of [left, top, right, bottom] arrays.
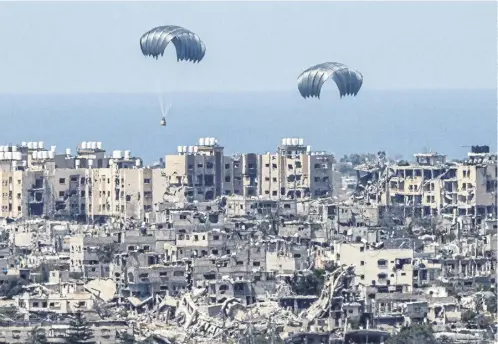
[[59, 178, 66, 184], [360, 261, 365, 266], [144, 178, 151, 184]]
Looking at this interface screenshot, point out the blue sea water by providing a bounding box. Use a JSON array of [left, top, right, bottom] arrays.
[[0, 90, 495, 164]]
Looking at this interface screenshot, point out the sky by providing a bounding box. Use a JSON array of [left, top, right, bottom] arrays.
[[0, 1, 495, 93]]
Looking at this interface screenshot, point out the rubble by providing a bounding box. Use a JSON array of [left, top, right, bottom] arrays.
[[0, 145, 494, 344]]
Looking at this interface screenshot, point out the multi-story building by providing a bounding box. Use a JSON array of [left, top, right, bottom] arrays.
[[69, 234, 119, 279], [259, 138, 334, 200], [335, 243, 414, 293], [385, 146, 497, 221], [164, 137, 224, 203], [0, 141, 168, 222], [222, 153, 259, 197], [165, 137, 335, 202], [0, 170, 24, 218]]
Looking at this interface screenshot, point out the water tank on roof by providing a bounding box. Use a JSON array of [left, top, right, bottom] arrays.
[[38, 141, 44, 149], [298, 138, 304, 146], [124, 150, 131, 159], [27, 142, 33, 149], [81, 141, 87, 149], [33, 142, 39, 149], [199, 138, 205, 146], [65, 148, 71, 156], [113, 150, 123, 159], [21, 142, 27, 147], [96, 142, 102, 150], [48, 151, 55, 159]]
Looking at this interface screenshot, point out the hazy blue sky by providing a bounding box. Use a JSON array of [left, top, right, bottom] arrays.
[[0, 1, 495, 93]]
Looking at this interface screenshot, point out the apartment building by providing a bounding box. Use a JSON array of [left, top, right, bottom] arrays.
[[164, 137, 224, 202], [0, 320, 131, 344], [222, 153, 259, 197], [386, 147, 497, 221], [259, 138, 334, 200], [0, 170, 24, 218], [336, 243, 414, 293], [8, 142, 168, 222], [164, 137, 335, 202], [69, 235, 119, 279]]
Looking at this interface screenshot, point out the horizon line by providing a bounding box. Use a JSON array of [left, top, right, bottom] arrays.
[[0, 88, 495, 96]]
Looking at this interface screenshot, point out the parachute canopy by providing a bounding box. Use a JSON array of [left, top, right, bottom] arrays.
[[140, 25, 206, 63], [297, 62, 363, 99]]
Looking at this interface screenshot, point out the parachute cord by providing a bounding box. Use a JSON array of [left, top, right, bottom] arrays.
[[155, 77, 165, 117]]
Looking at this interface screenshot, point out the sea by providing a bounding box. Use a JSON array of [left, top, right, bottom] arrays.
[[0, 89, 495, 164]]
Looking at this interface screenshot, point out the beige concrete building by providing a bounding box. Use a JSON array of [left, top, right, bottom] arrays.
[[0, 320, 131, 344], [164, 137, 335, 203], [385, 148, 497, 220], [259, 138, 334, 200], [222, 153, 259, 197], [0, 170, 24, 218], [164, 137, 224, 202], [336, 243, 414, 293]]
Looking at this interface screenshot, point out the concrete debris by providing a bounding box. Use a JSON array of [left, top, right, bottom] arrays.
[[0, 144, 495, 344]]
